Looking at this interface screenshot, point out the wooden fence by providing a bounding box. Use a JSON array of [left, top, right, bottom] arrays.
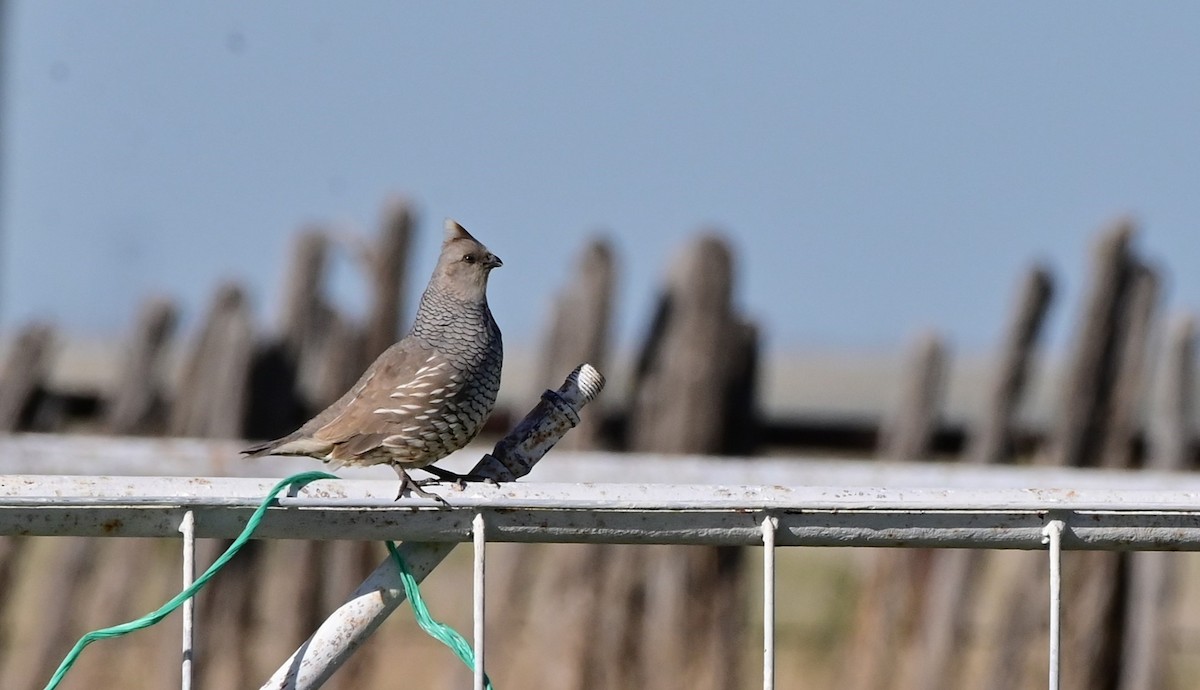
[[0, 200, 1196, 689]]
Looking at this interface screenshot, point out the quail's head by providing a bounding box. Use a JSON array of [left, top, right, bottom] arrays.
[[436, 219, 503, 301]]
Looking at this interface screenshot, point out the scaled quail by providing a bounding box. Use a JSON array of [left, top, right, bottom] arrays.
[[243, 219, 503, 503]]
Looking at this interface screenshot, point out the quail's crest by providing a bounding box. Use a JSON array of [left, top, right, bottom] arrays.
[[433, 220, 502, 302]]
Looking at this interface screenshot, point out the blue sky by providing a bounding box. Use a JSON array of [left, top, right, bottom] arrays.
[[3, 3, 1199, 355]]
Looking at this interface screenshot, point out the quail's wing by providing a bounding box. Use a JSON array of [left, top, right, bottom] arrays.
[[312, 339, 463, 460]]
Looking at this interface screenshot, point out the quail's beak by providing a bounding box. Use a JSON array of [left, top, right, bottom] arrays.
[[484, 253, 503, 269]]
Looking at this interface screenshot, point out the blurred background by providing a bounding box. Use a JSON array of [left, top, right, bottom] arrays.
[[2, 2, 1200, 689], [5, 3, 1200, 354]]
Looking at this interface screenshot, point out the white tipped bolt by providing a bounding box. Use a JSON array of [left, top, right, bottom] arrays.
[[473, 363, 606, 481], [262, 364, 605, 690], [566, 362, 606, 405]]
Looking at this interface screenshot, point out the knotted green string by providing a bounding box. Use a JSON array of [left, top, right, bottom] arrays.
[[387, 540, 494, 690], [44, 471, 492, 690]]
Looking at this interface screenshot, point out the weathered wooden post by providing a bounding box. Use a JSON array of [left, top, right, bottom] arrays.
[[539, 237, 615, 450], [1118, 314, 1195, 690], [969, 264, 1055, 466], [1062, 260, 1159, 690], [878, 331, 948, 462], [487, 234, 754, 690], [487, 237, 616, 689], [362, 197, 413, 361], [1099, 262, 1160, 468], [2, 536, 98, 688], [105, 297, 178, 435], [622, 234, 758, 690], [171, 282, 255, 439], [246, 229, 329, 440], [0, 318, 132, 687], [1052, 220, 1135, 468], [168, 282, 260, 686], [983, 220, 1142, 690], [1145, 314, 1196, 470], [279, 229, 331, 359], [0, 322, 55, 431], [0, 534, 22, 680], [843, 330, 948, 690], [904, 264, 1054, 690], [92, 297, 181, 686]]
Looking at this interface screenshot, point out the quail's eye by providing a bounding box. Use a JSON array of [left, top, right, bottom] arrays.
[[462, 254, 476, 264]]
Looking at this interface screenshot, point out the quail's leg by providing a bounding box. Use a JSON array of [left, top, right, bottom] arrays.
[[392, 465, 450, 507], [420, 465, 499, 490]]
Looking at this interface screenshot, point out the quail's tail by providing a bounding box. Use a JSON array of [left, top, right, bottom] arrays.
[[241, 434, 332, 459], [241, 439, 282, 458]]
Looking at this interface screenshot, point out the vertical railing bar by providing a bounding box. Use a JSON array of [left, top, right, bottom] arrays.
[[762, 515, 777, 690], [473, 512, 487, 690], [179, 510, 196, 690], [1042, 518, 1065, 690]]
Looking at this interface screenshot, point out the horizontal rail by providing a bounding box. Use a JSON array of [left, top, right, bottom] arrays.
[[7, 432, 1200, 492], [2, 475, 1200, 550], [8, 474, 1200, 511]]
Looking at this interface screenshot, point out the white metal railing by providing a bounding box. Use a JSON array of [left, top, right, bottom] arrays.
[[761, 515, 777, 690], [472, 513, 486, 690], [1043, 519, 1066, 690], [2, 474, 1200, 690], [5, 475, 1200, 548], [179, 509, 196, 690]]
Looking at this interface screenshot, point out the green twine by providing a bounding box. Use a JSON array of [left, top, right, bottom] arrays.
[[387, 540, 494, 690], [44, 470, 493, 690]]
